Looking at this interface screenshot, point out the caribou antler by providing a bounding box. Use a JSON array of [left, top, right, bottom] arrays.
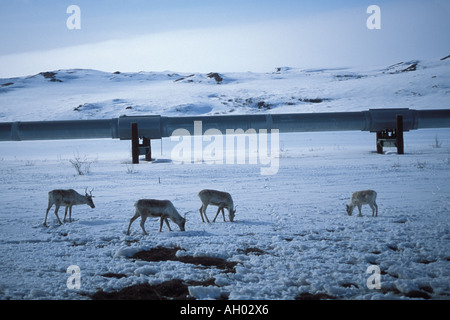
[[85, 187, 94, 196], [183, 211, 194, 219]]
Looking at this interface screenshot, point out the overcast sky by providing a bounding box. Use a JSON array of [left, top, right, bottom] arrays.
[[1, 0, 449, 77]]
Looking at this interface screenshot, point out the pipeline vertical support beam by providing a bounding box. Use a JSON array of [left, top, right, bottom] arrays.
[[142, 137, 153, 162], [396, 115, 404, 155], [376, 131, 383, 154], [131, 122, 153, 164], [375, 114, 405, 155], [131, 123, 139, 164], [376, 130, 394, 154]]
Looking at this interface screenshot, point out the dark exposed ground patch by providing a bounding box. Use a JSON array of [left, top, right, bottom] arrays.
[[177, 256, 237, 272], [132, 246, 179, 262], [401, 63, 418, 72], [340, 282, 359, 289], [91, 246, 238, 300], [92, 278, 221, 300], [207, 72, 223, 83], [295, 292, 337, 300], [384, 61, 420, 74], [335, 74, 366, 80], [298, 98, 330, 103], [404, 290, 431, 299], [40, 72, 62, 82], [379, 285, 435, 299], [131, 246, 237, 273], [237, 247, 266, 255], [416, 258, 437, 265], [101, 272, 127, 279]]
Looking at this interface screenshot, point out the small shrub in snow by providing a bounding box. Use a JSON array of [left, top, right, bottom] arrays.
[[69, 154, 94, 175], [431, 135, 443, 148], [416, 161, 427, 169]]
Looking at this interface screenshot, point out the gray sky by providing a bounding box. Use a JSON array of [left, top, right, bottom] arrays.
[[1, 0, 449, 77]]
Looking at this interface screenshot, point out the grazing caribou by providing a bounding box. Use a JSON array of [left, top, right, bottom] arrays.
[[346, 190, 378, 217], [44, 188, 95, 226], [198, 189, 236, 223], [127, 199, 186, 235]]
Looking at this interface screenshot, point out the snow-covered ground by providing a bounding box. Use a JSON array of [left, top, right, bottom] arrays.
[[0, 57, 449, 300]]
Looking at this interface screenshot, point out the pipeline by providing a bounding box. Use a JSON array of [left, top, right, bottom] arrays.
[[0, 108, 449, 142]]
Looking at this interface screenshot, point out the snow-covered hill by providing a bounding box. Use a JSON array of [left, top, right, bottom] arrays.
[[0, 57, 449, 301], [1, 57, 449, 121]]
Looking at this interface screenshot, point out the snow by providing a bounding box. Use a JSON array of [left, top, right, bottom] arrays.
[[1, 58, 450, 122], [0, 58, 449, 300]]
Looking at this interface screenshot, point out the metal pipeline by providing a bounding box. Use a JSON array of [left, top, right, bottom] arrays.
[[0, 118, 119, 141], [0, 109, 449, 141]]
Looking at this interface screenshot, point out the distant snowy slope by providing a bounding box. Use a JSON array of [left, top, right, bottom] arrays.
[[0, 57, 449, 122]]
